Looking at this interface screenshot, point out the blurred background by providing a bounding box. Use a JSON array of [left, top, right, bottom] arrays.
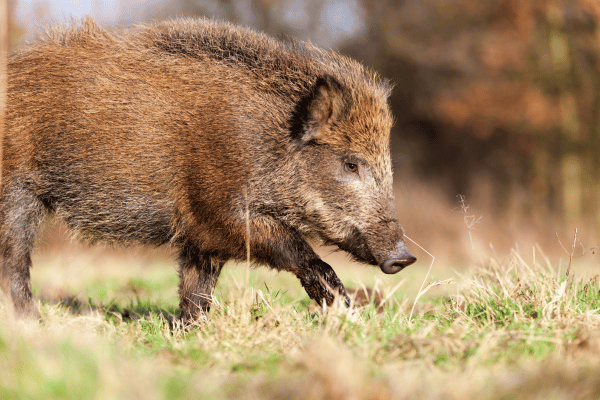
[[6, 0, 600, 265]]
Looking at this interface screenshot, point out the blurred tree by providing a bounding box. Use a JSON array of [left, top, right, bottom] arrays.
[[7, 0, 22, 51], [1, 0, 6, 184], [2, 0, 23, 192]]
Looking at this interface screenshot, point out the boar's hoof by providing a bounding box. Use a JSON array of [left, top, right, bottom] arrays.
[[380, 256, 416, 274]]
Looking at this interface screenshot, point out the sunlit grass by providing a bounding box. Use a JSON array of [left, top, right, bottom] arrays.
[[2, 242, 600, 399]]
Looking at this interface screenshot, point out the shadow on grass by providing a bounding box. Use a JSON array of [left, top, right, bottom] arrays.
[[39, 288, 179, 325], [37, 284, 390, 328]]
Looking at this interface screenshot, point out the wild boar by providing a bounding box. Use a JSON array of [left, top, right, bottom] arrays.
[[0, 17, 416, 322]]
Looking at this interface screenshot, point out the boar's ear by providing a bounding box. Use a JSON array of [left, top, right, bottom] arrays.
[[290, 75, 347, 145]]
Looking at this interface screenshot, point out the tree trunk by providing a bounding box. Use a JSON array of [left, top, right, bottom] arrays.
[[0, 0, 7, 187]]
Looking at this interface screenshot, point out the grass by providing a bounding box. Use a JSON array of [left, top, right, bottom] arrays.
[[2, 242, 600, 399]]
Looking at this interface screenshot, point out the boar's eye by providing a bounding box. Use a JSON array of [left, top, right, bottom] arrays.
[[344, 162, 359, 174]]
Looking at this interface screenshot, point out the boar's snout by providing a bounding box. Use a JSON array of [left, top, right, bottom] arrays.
[[339, 221, 416, 274], [380, 241, 416, 274]]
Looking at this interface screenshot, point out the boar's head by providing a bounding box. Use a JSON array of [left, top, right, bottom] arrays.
[[289, 74, 416, 274]]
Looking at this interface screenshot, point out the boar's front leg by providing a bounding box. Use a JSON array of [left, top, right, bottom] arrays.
[[297, 258, 351, 308], [259, 235, 350, 308], [177, 244, 224, 323]]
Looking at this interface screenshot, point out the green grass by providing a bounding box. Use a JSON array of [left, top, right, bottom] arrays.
[[2, 247, 600, 399]]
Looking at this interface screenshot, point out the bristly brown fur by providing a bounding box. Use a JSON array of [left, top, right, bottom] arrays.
[[1, 17, 413, 323]]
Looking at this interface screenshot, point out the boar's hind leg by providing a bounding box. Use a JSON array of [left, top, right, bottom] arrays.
[[177, 245, 224, 323], [0, 181, 46, 320]]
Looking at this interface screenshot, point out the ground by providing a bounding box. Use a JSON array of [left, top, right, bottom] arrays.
[[1, 239, 600, 399]]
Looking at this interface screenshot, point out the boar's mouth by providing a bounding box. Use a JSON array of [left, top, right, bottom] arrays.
[[336, 226, 416, 274], [336, 226, 379, 266]]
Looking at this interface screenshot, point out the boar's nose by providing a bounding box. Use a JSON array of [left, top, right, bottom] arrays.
[[380, 242, 416, 274], [381, 256, 416, 274]]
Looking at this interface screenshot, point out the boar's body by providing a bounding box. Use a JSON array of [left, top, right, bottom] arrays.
[[1, 17, 415, 321]]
